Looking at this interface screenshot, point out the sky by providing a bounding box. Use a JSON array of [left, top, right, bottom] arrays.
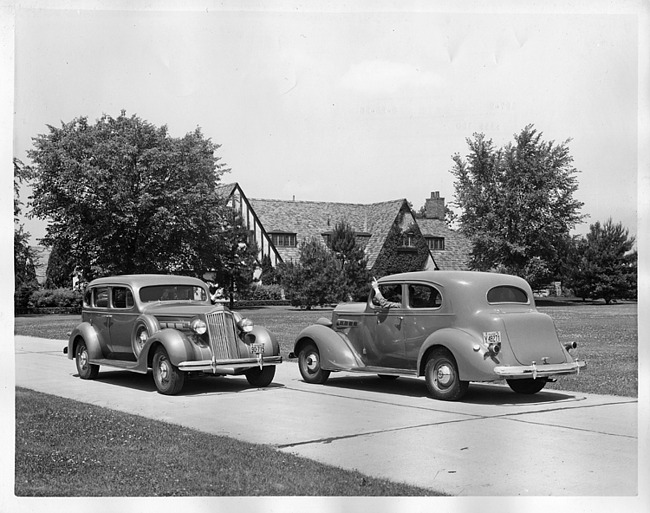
[[7, 0, 647, 244]]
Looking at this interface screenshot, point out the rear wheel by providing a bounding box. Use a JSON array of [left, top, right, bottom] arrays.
[[298, 342, 331, 384], [152, 347, 185, 395], [424, 348, 468, 401], [245, 366, 276, 387], [75, 339, 99, 380], [507, 378, 547, 394]]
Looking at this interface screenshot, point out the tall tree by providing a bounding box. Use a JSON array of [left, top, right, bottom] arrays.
[[451, 125, 584, 288], [27, 112, 229, 279], [565, 219, 636, 303], [329, 221, 371, 301]]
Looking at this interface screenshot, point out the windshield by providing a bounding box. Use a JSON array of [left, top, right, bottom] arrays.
[[139, 285, 208, 303]]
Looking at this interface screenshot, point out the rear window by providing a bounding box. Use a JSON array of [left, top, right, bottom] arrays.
[[487, 285, 528, 304]]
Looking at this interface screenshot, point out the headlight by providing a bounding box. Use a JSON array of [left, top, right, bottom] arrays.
[[190, 318, 207, 335]]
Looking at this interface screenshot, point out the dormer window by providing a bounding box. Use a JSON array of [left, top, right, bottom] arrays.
[[270, 232, 297, 247], [427, 237, 445, 251]]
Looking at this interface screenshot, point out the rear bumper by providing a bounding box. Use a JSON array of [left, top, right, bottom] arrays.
[[494, 360, 586, 379], [178, 355, 283, 373]]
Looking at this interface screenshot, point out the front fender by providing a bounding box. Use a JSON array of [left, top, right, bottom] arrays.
[[244, 326, 280, 356], [67, 322, 103, 361], [418, 328, 497, 381], [293, 324, 364, 370], [140, 329, 195, 368]]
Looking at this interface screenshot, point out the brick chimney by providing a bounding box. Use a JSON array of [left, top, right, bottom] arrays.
[[424, 191, 445, 220]]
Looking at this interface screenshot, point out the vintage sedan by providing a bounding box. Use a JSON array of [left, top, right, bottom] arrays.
[[289, 271, 585, 401], [65, 274, 282, 395]]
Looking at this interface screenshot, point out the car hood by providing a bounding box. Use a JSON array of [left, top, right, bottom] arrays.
[[141, 302, 225, 317]]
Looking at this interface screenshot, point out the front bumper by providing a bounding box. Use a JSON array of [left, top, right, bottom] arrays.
[[178, 355, 283, 373], [494, 360, 586, 380]]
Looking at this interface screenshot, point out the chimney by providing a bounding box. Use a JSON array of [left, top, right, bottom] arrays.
[[424, 191, 445, 220]]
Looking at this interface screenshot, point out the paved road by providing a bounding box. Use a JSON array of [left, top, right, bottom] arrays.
[[14, 335, 640, 497]]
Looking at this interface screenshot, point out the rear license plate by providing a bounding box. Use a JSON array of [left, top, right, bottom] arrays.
[[251, 343, 264, 355], [483, 331, 502, 344]]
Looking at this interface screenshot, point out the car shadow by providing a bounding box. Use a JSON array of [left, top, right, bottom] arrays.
[[76, 370, 285, 396], [321, 374, 581, 405]]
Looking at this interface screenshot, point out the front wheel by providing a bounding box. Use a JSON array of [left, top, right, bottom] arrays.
[[298, 342, 331, 384], [75, 339, 99, 380], [245, 366, 276, 387], [152, 347, 185, 395], [507, 378, 547, 394], [424, 348, 468, 401]]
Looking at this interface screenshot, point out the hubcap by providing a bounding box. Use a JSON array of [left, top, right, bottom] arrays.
[[306, 353, 319, 372], [436, 364, 453, 387], [158, 358, 170, 382], [79, 349, 88, 369]]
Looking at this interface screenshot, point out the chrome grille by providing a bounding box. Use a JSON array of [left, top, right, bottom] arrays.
[[206, 311, 241, 360]]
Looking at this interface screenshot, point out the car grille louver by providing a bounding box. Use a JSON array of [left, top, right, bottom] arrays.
[[206, 311, 241, 361]]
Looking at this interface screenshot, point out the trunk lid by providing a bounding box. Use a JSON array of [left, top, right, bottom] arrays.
[[501, 312, 568, 365]]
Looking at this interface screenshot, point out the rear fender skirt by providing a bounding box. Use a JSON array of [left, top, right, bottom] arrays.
[[293, 324, 364, 370]]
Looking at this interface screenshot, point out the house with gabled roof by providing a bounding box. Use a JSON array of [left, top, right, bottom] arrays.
[[217, 182, 470, 274]]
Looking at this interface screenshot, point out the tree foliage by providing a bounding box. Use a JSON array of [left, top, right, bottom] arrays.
[[279, 239, 347, 309], [14, 158, 39, 298], [27, 111, 229, 280], [451, 125, 584, 288], [211, 209, 259, 307], [565, 219, 636, 303], [329, 221, 371, 301]]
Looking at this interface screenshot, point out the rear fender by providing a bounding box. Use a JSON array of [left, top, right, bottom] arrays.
[[418, 328, 497, 381], [293, 324, 364, 370], [67, 323, 103, 361]]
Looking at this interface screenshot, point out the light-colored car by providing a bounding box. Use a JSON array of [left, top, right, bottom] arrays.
[[65, 274, 282, 395], [289, 271, 585, 401]]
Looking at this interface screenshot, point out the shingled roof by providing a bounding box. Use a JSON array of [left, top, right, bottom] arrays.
[[247, 197, 412, 269], [417, 217, 472, 270]]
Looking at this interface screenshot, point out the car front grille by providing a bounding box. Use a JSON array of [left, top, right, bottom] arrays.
[[206, 311, 241, 360]]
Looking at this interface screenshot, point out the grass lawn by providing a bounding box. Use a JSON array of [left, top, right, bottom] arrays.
[[15, 387, 439, 497]]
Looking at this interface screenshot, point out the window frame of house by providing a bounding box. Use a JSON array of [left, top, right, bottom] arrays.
[[270, 232, 297, 248], [427, 237, 445, 251]]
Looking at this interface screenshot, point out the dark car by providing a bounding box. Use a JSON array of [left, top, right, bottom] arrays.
[[65, 274, 282, 395]]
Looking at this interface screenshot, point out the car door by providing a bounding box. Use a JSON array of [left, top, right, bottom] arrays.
[[89, 286, 111, 356], [106, 286, 138, 360], [368, 283, 407, 368], [402, 283, 454, 370]]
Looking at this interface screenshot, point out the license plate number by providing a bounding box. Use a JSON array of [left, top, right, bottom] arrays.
[[483, 331, 502, 344], [251, 343, 264, 355]]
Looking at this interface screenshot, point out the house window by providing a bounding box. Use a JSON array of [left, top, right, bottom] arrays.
[[271, 233, 297, 247], [402, 234, 416, 247], [428, 237, 445, 251]]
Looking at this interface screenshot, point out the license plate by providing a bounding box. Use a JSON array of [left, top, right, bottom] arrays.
[[251, 343, 264, 355], [483, 331, 502, 344]]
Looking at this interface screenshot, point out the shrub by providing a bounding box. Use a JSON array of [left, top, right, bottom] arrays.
[[28, 288, 83, 309], [248, 283, 284, 301]]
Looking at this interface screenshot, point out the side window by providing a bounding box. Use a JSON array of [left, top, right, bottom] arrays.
[[408, 284, 442, 309], [112, 287, 134, 309], [94, 287, 109, 308], [371, 284, 403, 307]]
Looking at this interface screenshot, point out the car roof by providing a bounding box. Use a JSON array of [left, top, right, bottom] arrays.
[[378, 270, 530, 290], [87, 274, 207, 289]]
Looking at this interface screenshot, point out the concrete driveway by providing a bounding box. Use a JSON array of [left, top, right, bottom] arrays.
[[14, 335, 640, 497]]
